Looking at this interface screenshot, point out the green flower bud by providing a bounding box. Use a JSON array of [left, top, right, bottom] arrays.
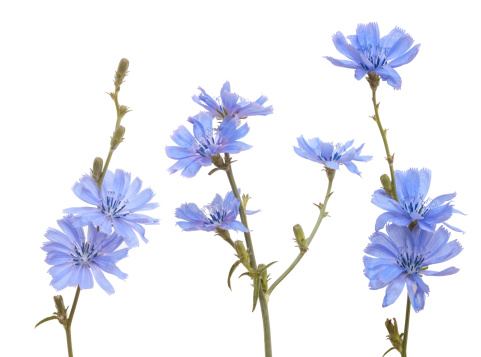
[[259, 264, 268, 293], [110, 125, 125, 150], [380, 174, 393, 197], [385, 318, 403, 353], [91, 157, 103, 183], [54, 295, 68, 326], [234, 240, 251, 271], [114, 58, 129, 88], [293, 224, 308, 254]]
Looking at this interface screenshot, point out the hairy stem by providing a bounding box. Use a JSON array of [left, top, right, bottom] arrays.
[[224, 154, 272, 357], [267, 171, 335, 296]]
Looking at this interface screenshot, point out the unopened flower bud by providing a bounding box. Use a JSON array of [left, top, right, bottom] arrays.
[[91, 157, 103, 183], [385, 318, 403, 353], [114, 58, 129, 88], [234, 240, 251, 271], [119, 105, 130, 117], [110, 125, 125, 149], [259, 264, 268, 293], [380, 174, 393, 197], [54, 295, 68, 326], [293, 224, 308, 254]]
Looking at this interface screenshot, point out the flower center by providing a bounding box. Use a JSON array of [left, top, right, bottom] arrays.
[[400, 195, 432, 217], [203, 205, 227, 225], [101, 191, 129, 218], [358, 44, 388, 69], [318, 143, 343, 162], [396, 248, 425, 275], [70, 242, 99, 266]]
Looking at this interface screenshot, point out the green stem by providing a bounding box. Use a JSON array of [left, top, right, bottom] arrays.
[[65, 286, 81, 357], [371, 85, 399, 202], [98, 91, 122, 187], [224, 154, 272, 357], [267, 171, 335, 296], [401, 295, 411, 357], [369, 76, 412, 355]]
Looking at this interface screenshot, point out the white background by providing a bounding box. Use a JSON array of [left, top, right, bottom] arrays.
[[1, 1, 479, 356]]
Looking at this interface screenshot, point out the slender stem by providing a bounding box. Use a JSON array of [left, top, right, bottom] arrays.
[[224, 154, 272, 357], [371, 86, 399, 202], [401, 295, 411, 357], [65, 285, 81, 357], [65, 325, 73, 357], [267, 172, 335, 296], [369, 76, 413, 355]]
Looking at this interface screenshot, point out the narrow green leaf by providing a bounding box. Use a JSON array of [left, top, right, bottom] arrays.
[[382, 347, 396, 357], [35, 316, 58, 329], [228, 260, 241, 291], [264, 261, 278, 270], [252, 276, 261, 312], [238, 271, 251, 279]]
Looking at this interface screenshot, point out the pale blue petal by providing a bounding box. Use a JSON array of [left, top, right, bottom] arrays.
[[382, 273, 407, 307]]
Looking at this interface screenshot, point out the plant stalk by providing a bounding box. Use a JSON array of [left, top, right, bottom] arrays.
[[267, 171, 335, 296], [224, 154, 272, 357], [369, 74, 412, 356]]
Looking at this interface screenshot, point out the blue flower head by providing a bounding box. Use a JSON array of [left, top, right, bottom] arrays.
[[43, 217, 129, 295], [166, 112, 252, 178], [294, 136, 372, 175], [193, 81, 273, 121], [64, 169, 159, 248], [372, 168, 464, 233], [364, 224, 462, 312], [175, 190, 258, 232], [324, 22, 420, 89]]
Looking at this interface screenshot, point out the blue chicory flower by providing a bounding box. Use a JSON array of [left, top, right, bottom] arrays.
[[166, 112, 252, 178], [324, 22, 420, 89], [294, 136, 372, 175], [363, 224, 462, 312], [43, 217, 129, 295], [175, 190, 257, 232], [372, 168, 463, 233], [64, 169, 159, 248], [192, 81, 273, 121]]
